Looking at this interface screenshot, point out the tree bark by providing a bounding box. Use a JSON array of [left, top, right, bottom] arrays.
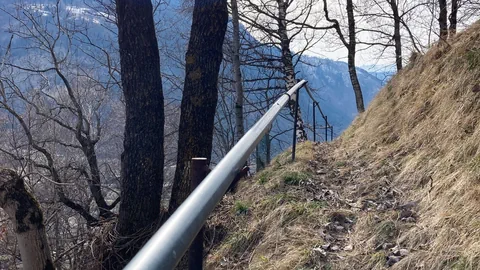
[[449, 0, 458, 37], [389, 0, 403, 71], [277, 0, 308, 141], [0, 169, 54, 270], [168, 0, 228, 215], [438, 0, 448, 41], [231, 0, 245, 143], [81, 142, 112, 218], [346, 0, 365, 113], [323, 0, 365, 114], [112, 0, 165, 267]]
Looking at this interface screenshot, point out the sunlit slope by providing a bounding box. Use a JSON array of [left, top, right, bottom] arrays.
[[338, 20, 480, 269], [206, 21, 480, 270]]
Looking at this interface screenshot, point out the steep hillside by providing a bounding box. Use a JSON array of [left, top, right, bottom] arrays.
[[206, 21, 480, 270]]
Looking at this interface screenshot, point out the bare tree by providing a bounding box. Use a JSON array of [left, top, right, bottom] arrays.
[[237, 0, 322, 140], [323, 0, 365, 113], [449, 0, 458, 36], [438, 0, 448, 41], [0, 1, 119, 225], [357, 0, 430, 70], [231, 0, 246, 143]]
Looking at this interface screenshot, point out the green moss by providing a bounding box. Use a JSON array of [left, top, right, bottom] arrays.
[[469, 155, 480, 172], [225, 225, 265, 255], [307, 200, 327, 209], [258, 170, 272, 185], [374, 220, 398, 245], [466, 48, 480, 70], [369, 251, 387, 267], [335, 161, 347, 167], [281, 201, 326, 226], [234, 201, 249, 215], [283, 171, 310, 185]]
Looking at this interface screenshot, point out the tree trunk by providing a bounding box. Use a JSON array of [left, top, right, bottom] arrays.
[[231, 0, 245, 143], [449, 0, 458, 37], [82, 142, 112, 218], [390, 0, 403, 71], [168, 0, 228, 215], [438, 0, 448, 41], [0, 169, 54, 270], [112, 0, 165, 267], [276, 0, 308, 142], [346, 0, 365, 113]]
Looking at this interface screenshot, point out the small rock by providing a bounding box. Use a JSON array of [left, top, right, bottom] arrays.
[[383, 243, 395, 250], [377, 204, 387, 211], [325, 190, 334, 196], [404, 217, 416, 223], [344, 245, 354, 251], [324, 233, 335, 242], [399, 209, 414, 219], [331, 245, 340, 251], [391, 245, 401, 255], [312, 247, 327, 257], [398, 200, 419, 210], [345, 217, 354, 224], [321, 243, 331, 250], [399, 249, 409, 257], [376, 243, 394, 251], [334, 225, 345, 231], [386, 255, 401, 267], [316, 169, 327, 175]]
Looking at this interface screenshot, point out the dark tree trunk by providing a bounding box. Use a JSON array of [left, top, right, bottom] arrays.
[[110, 0, 165, 268], [438, 0, 448, 41], [346, 0, 365, 113], [81, 142, 112, 218], [390, 0, 403, 71], [168, 0, 228, 215], [277, 0, 308, 141], [449, 0, 458, 37], [0, 169, 55, 270]]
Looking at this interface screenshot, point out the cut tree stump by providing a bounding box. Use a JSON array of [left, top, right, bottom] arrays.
[[0, 169, 54, 270]]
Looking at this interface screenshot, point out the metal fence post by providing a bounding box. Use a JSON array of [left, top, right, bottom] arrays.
[[189, 157, 209, 270], [313, 102, 316, 142], [325, 116, 328, 142], [330, 126, 333, 141], [292, 88, 301, 161]]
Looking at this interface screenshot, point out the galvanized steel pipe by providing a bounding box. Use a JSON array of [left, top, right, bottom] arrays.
[[124, 80, 308, 270]]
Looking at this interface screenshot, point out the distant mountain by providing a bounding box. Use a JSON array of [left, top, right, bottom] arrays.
[[0, 0, 385, 142], [297, 57, 384, 134]]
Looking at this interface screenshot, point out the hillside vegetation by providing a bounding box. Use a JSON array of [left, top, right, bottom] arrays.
[[206, 21, 480, 269]]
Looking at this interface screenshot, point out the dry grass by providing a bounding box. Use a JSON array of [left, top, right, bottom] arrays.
[[207, 21, 480, 270], [206, 141, 332, 270], [337, 20, 480, 269]]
